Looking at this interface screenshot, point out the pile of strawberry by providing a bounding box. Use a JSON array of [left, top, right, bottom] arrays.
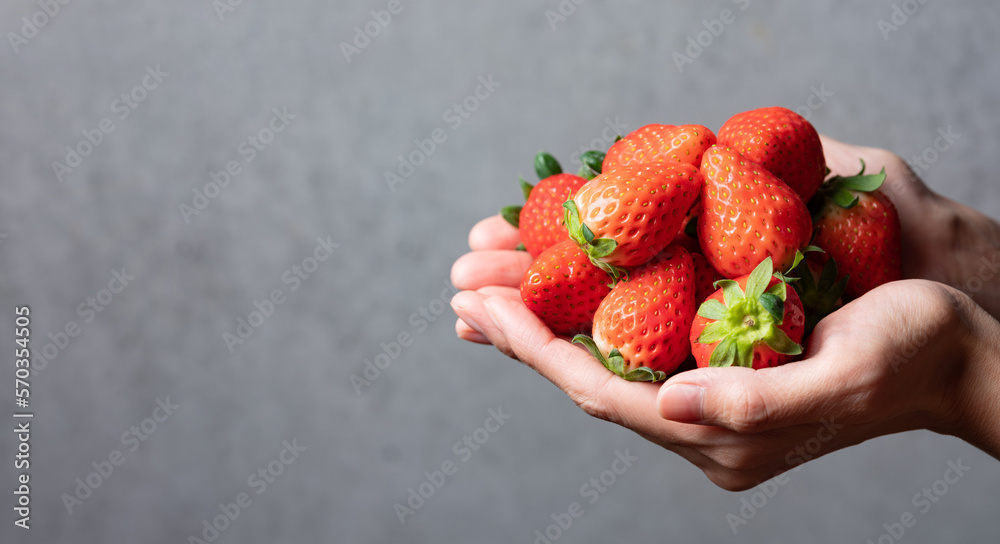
[[503, 107, 902, 381]]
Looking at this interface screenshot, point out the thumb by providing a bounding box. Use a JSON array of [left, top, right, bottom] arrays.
[[656, 361, 848, 434]]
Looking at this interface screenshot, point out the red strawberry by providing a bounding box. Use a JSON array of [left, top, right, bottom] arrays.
[[673, 234, 724, 304], [603, 124, 716, 172], [573, 246, 697, 381], [517, 173, 588, 257], [690, 258, 805, 369], [520, 240, 612, 336], [809, 161, 902, 299], [718, 107, 826, 202], [563, 163, 703, 279], [698, 146, 812, 278]]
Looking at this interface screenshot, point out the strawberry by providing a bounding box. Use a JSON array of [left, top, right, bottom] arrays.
[[691, 258, 805, 369], [674, 233, 724, 304], [520, 240, 612, 336], [717, 107, 826, 202], [501, 152, 588, 257], [563, 163, 703, 280], [573, 246, 697, 381], [698, 146, 813, 278], [603, 124, 716, 173], [809, 160, 902, 299]]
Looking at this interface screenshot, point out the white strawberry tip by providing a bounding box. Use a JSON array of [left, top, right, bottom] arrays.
[[571, 334, 667, 382], [695, 258, 803, 368]]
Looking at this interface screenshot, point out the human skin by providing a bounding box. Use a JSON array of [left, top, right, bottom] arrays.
[[449, 135, 1000, 491]]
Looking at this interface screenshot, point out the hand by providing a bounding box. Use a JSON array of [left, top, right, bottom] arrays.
[[450, 137, 1000, 490], [821, 135, 1000, 319]]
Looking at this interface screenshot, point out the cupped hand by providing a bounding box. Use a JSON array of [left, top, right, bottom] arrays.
[[450, 137, 1000, 490], [821, 135, 1000, 318]]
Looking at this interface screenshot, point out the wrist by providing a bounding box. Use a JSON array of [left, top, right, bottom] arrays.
[[943, 295, 1000, 457]]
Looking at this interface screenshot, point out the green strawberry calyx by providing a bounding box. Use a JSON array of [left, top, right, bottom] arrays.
[[791, 257, 849, 335], [562, 200, 629, 284], [501, 151, 565, 230], [696, 258, 803, 368], [577, 150, 606, 180], [571, 335, 667, 382], [813, 158, 887, 211]]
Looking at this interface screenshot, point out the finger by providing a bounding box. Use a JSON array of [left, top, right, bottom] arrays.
[[656, 355, 858, 434], [454, 286, 520, 344], [451, 250, 533, 291], [469, 215, 521, 251], [451, 290, 515, 356], [455, 318, 490, 344], [481, 295, 669, 429]]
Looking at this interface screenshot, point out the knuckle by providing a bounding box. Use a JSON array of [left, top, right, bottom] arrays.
[[724, 385, 773, 434], [570, 374, 618, 423]]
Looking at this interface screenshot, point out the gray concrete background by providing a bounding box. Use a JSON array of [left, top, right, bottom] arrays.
[[2, 1, 999, 543]]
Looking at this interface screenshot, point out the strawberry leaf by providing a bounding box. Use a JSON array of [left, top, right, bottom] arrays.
[[763, 328, 803, 356], [563, 201, 587, 246], [745, 258, 773, 300], [718, 279, 744, 308], [697, 299, 729, 321], [589, 238, 616, 258], [766, 281, 787, 301], [838, 172, 885, 192], [515, 243, 526, 251], [534, 152, 562, 180], [831, 188, 860, 209], [581, 223, 596, 244], [501, 205, 522, 228], [579, 151, 605, 180], [622, 367, 667, 382], [519, 177, 534, 201], [759, 293, 785, 323], [697, 321, 730, 344], [709, 337, 738, 367], [735, 339, 755, 368], [606, 348, 626, 376]]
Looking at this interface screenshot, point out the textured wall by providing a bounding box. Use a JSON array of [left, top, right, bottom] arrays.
[[2, 1, 999, 543]]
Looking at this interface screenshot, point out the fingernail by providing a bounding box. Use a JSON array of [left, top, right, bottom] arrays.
[[462, 315, 484, 335], [452, 305, 484, 335], [659, 384, 704, 423]]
